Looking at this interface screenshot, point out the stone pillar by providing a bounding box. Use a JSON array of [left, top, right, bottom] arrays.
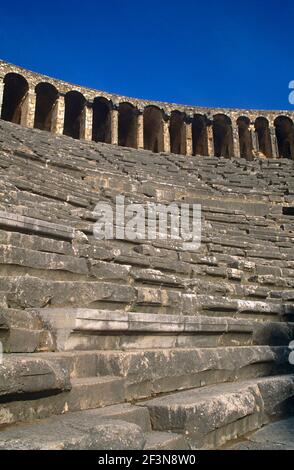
[[136, 110, 144, 149], [162, 114, 170, 153], [51, 94, 65, 135], [270, 126, 279, 158], [80, 103, 93, 141], [20, 90, 36, 128], [206, 123, 214, 157], [110, 106, 118, 145], [232, 124, 240, 158], [185, 117, 193, 156], [249, 124, 259, 156], [0, 81, 4, 117]]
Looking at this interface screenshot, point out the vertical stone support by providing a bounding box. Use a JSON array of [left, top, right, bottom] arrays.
[[51, 94, 65, 135], [249, 123, 259, 156], [20, 89, 36, 128], [206, 122, 214, 157], [163, 114, 170, 153], [232, 124, 240, 158], [185, 117, 193, 156], [110, 106, 119, 145], [270, 126, 278, 158], [0, 80, 4, 117], [80, 102, 93, 141], [136, 110, 144, 149]]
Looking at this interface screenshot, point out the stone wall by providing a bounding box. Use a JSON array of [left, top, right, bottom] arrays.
[[0, 60, 294, 160]]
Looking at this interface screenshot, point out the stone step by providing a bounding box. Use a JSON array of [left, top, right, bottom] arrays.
[[73, 402, 152, 432], [31, 307, 294, 351], [0, 355, 71, 398], [0, 308, 53, 353], [0, 373, 126, 426], [0, 407, 147, 450], [0, 276, 135, 310], [0, 310, 262, 352], [68, 376, 125, 411], [0, 244, 89, 276], [3, 344, 290, 426], [0, 402, 152, 449], [32, 308, 258, 351], [144, 432, 189, 450], [194, 295, 286, 320], [0, 211, 76, 241], [1, 239, 292, 306], [0, 229, 73, 256], [1, 120, 294, 205], [95, 346, 291, 399], [0, 161, 287, 217], [140, 374, 294, 449], [228, 416, 294, 450]]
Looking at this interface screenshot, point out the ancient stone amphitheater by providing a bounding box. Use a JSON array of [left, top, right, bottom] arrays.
[[0, 60, 294, 450]]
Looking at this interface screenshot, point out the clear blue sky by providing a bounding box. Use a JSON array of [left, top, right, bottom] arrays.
[[0, 0, 293, 110]]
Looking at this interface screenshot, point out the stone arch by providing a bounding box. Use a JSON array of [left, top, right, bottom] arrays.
[[274, 116, 294, 159], [212, 114, 234, 158], [192, 114, 208, 156], [1, 73, 29, 124], [118, 102, 137, 148], [92, 97, 112, 143], [254, 117, 272, 158], [63, 91, 86, 139], [169, 110, 186, 154], [237, 116, 253, 160], [143, 105, 164, 153], [34, 82, 58, 131]]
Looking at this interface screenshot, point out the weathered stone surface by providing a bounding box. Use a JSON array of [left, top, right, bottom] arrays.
[[229, 417, 294, 450], [0, 404, 151, 450], [0, 416, 145, 450], [0, 211, 75, 240], [89, 260, 131, 281], [1, 276, 135, 308], [32, 309, 263, 350], [0, 356, 71, 396], [96, 346, 290, 399], [0, 308, 42, 330], [1, 328, 46, 353], [0, 110, 294, 449], [67, 376, 125, 411], [0, 381, 133, 425], [0, 230, 72, 255], [0, 245, 89, 274], [144, 432, 189, 450], [141, 375, 294, 448]]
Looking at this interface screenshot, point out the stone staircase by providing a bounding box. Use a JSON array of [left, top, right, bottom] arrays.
[[0, 119, 294, 449]]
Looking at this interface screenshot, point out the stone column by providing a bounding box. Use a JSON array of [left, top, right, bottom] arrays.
[[0, 81, 4, 117], [232, 124, 240, 158], [185, 117, 193, 156], [162, 114, 170, 153], [110, 106, 118, 145], [270, 126, 279, 158], [249, 124, 259, 156], [206, 122, 214, 157], [51, 94, 65, 135], [136, 110, 144, 149], [20, 89, 36, 128], [80, 102, 93, 141]]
